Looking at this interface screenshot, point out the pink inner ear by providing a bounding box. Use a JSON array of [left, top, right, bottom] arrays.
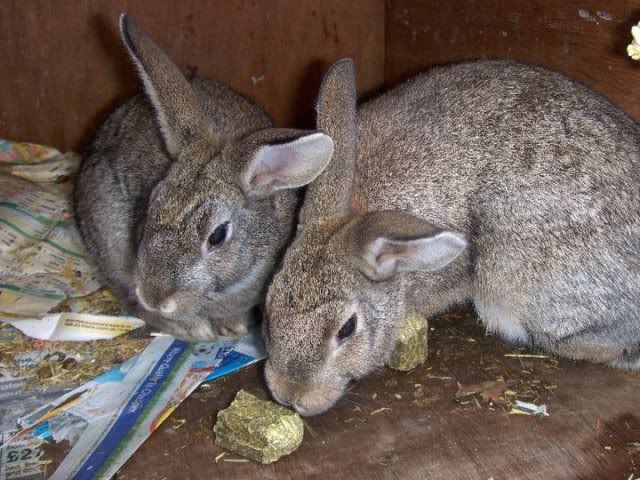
[[250, 172, 273, 187], [249, 148, 294, 188], [374, 242, 419, 272], [377, 242, 412, 260], [376, 252, 395, 265]]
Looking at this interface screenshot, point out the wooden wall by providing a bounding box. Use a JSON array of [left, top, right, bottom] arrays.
[[2, 1, 640, 152], [385, 0, 640, 120], [0, 0, 385, 151]]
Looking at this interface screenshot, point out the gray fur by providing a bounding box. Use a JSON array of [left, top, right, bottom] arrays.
[[74, 16, 333, 341], [264, 59, 640, 415]]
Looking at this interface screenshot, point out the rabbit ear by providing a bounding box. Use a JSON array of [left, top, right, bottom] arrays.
[[120, 14, 207, 156], [242, 132, 334, 198], [351, 211, 467, 281], [302, 59, 357, 226]]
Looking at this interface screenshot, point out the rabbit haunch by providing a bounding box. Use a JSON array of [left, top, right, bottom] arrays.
[[74, 16, 334, 341], [264, 59, 640, 416]]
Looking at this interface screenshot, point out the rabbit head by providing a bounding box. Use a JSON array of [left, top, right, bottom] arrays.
[[263, 60, 466, 415], [119, 16, 335, 337]]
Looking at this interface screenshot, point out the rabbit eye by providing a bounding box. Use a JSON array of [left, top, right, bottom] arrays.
[[207, 222, 229, 250], [337, 315, 357, 342]]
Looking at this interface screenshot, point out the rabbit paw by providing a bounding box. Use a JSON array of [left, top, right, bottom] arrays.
[[215, 313, 254, 338], [216, 320, 249, 337], [143, 312, 219, 342]]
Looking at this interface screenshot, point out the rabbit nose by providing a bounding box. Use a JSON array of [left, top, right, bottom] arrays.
[[135, 286, 154, 311], [292, 403, 310, 416], [160, 298, 177, 314], [135, 286, 177, 313], [268, 387, 291, 407], [264, 362, 294, 407]]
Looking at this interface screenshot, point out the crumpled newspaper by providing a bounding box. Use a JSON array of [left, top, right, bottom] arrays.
[[1, 332, 265, 480], [0, 139, 148, 441], [0, 139, 267, 480], [0, 139, 143, 341]]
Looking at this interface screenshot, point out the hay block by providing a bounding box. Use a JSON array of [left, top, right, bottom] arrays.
[[388, 313, 428, 371], [214, 389, 303, 464]]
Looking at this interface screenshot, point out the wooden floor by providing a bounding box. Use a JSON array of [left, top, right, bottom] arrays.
[[116, 311, 640, 480]]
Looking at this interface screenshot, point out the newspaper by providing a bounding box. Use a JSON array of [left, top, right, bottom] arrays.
[[0, 140, 267, 478], [1, 333, 265, 480], [0, 323, 152, 434], [0, 139, 143, 341]]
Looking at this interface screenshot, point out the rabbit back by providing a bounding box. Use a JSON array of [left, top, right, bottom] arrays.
[[353, 60, 640, 365]]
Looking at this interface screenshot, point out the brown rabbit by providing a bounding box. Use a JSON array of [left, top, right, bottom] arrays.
[[74, 15, 335, 341], [264, 59, 640, 416]]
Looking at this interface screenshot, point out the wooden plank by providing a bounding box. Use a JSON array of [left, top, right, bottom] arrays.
[[0, 0, 385, 151], [385, 0, 640, 120], [115, 311, 640, 479]]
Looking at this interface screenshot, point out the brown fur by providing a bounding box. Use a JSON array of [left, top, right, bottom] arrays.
[[265, 59, 640, 415], [74, 16, 334, 341]]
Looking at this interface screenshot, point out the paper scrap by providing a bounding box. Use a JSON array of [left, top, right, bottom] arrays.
[[0, 139, 141, 342], [508, 400, 549, 416], [0, 331, 265, 480]]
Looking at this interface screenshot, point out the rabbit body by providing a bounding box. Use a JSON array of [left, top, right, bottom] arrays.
[[354, 60, 640, 363], [264, 60, 640, 416], [75, 17, 335, 341], [76, 79, 280, 340]]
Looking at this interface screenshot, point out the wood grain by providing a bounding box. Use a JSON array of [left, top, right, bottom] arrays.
[[0, 0, 385, 151], [385, 0, 640, 120], [114, 311, 640, 480]]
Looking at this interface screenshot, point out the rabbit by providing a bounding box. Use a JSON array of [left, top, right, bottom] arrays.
[[74, 15, 335, 342], [262, 58, 640, 416]]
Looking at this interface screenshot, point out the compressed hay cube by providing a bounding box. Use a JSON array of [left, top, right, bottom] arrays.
[[388, 313, 428, 371], [214, 389, 303, 464]]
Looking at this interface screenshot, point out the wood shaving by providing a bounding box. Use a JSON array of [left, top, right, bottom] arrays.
[[370, 407, 392, 416], [0, 323, 150, 389]]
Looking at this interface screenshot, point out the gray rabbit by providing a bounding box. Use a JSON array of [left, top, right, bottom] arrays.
[[74, 15, 335, 341], [263, 59, 640, 415]]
